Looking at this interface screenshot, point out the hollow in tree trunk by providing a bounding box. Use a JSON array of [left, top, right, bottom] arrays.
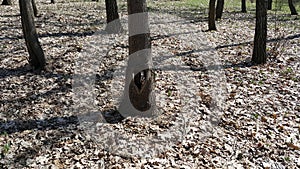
[[105, 0, 123, 33], [118, 0, 154, 117], [1, 0, 12, 5], [208, 0, 217, 30], [19, 0, 46, 70], [288, 0, 298, 15], [241, 0, 247, 13], [216, 0, 224, 20], [252, 0, 267, 64]]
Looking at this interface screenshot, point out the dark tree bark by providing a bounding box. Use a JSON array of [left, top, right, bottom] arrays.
[[216, 0, 224, 20], [19, 0, 46, 70], [267, 0, 272, 10], [31, 0, 38, 17], [105, 0, 122, 33], [119, 0, 154, 117], [241, 0, 247, 13], [127, 0, 153, 113], [51, 0, 55, 3], [288, 0, 298, 15], [252, 0, 267, 64], [1, 0, 12, 5], [208, 0, 217, 30]]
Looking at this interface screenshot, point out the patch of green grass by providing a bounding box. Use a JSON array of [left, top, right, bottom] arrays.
[[291, 76, 298, 82], [167, 89, 172, 97], [281, 67, 293, 75], [156, 0, 208, 8], [148, 0, 201, 13], [167, 0, 208, 8], [253, 113, 259, 119], [286, 67, 293, 73], [284, 156, 291, 162], [233, 67, 239, 71], [2, 144, 10, 154], [0, 132, 8, 137], [1, 143, 11, 158], [0, 132, 10, 158], [149, 0, 299, 13], [271, 0, 300, 13]]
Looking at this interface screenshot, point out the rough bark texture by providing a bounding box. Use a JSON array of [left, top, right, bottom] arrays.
[[267, 0, 272, 10], [241, 0, 247, 13], [252, 0, 267, 64], [1, 0, 12, 5], [31, 0, 38, 17], [216, 0, 224, 20], [19, 0, 46, 70], [208, 0, 217, 30], [288, 0, 298, 15], [105, 0, 122, 33]]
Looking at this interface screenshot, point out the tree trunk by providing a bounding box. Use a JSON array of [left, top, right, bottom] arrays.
[[31, 0, 38, 17], [208, 0, 217, 30], [288, 0, 298, 15], [241, 0, 247, 13], [1, 0, 12, 5], [252, 0, 267, 64], [51, 0, 55, 3], [267, 0, 272, 10], [105, 0, 123, 33], [216, 0, 224, 20], [19, 0, 46, 70], [118, 0, 154, 117]]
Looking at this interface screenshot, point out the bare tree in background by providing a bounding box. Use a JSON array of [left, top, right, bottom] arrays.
[[267, 0, 272, 10], [31, 0, 39, 17], [288, 0, 298, 15], [19, 0, 46, 70], [216, 0, 224, 20], [252, 0, 267, 64], [105, 0, 123, 33], [241, 0, 247, 13], [208, 0, 217, 30]]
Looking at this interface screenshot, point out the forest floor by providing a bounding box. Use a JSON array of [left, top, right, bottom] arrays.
[[0, 0, 299, 168]]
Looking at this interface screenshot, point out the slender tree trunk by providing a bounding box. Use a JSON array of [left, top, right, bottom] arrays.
[[19, 0, 46, 70], [105, 0, 123, 33], [31, 0, 38, 17], [208, 0, 217, 30], [267, 0, 272, 10], [241, 0, 247, 13], [1, 0, 12, 5], [119, 0, 154, 117], [216, 0, 224, 20], [252, 0, 267, 64], [288, 0, 298, 15]]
